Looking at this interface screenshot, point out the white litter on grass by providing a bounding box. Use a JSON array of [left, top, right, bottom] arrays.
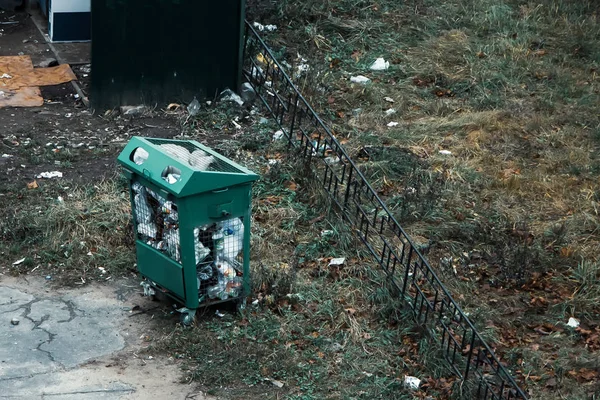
[[57, 196, 64, 203], [350, 75, 371, 84], [439, 150, 452, 155], [324, 156, 340, 165], [296, 54, 310, 77], [404, 376, 421, 390], [265, 378, 285, 388], [1, 154, 13, 158], [567, 317, 580, 328], [272, 130, 284, 140], [37, 171, 63, 179], [387, 122, 399, 127], [0, 73, 12, 79], [215, 310, 225, 318], [12, 258, 26, 266], [385, 109, 397, 116], [321, 230, 334, 238], [329, 258, 346, 266], [0, 91, 5, 97], [253, 22, 277, 32], [268, 159, 280, 165], [384, 96, 395, 103], [370, 58, 390, 71], [220, 90, 244, 106]]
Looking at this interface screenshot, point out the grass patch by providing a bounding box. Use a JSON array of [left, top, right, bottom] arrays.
[[247, 0, 600, 396], [0, 178, 136, 284]]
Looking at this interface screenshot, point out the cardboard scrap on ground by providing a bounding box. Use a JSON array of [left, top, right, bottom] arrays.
[[0, 56, 77, 108]]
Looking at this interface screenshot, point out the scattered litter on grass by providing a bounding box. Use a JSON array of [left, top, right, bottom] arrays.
[[324, 156, 340, 165], [370, 58, 390, 71], [404, 376, 421, 390], [362, 371, 374, 377], [567, 317, 580, 328], [240, 82, 256, 103], [439, 150, 452, 155], [215, 310, 225, 318], [219, 89, 244, 106], [268, 159, 279, 165], [45, 275, 52, 280], [387, 122, 399, 127], [253, 22, 277, 32], [57, 196, 64, 203], [1, 154, 12, 158], [12, 258, 26, 266], [350, 75, 370, 84], [37, 171, 63, 179], [329, 258, 346, 266], [252, 299, 259, 306], [321, 230, 334, 238], [187, 98, 201, 116], [296, 54, 310, 77], [272, 130, 284, 140], [385, 109, 397, 116], [384, 97, 395, 103], [265, 378, 285, 388], [121, 105, 146, 116]]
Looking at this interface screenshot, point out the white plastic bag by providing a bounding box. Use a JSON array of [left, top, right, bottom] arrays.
[[220, 218, 244, 261]]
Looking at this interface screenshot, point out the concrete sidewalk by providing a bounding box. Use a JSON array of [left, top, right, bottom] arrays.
[[0, 276, 207, 399]]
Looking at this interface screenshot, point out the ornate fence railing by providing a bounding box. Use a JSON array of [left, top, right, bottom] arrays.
[[242, 21, 527, 400]]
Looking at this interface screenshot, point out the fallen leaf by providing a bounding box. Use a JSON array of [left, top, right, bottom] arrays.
[[351, 50, 362, 62], [560, 247, 574, 258], [345, 308, 357, 315], [27, 180, 38, 189], [285, 181, 297, 191], [166, 103, 181, 111], [476, 51, 486, 58]]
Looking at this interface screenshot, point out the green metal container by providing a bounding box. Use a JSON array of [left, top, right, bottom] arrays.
[[118, 137, 258, 324], [91, 0, 246, 109]]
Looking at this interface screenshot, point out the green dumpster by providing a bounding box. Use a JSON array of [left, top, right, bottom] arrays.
[[91, 0, 246, 109], [118, 137, 259, 325]]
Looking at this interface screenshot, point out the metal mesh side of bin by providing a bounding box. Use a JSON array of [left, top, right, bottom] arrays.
[[195, 216, 245, 303], [132, 182, 181, 263], [146, 138, 244, 174]]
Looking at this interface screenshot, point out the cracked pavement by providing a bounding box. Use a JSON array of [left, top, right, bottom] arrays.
[[0, 277, 208, 399]]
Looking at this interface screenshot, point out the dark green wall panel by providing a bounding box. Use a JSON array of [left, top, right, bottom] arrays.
[[91, 0, 245, 109]]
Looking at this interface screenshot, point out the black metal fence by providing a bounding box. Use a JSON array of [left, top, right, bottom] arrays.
[[242, 22, 528, 400]]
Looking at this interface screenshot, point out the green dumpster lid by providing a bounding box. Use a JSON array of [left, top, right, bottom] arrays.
[[117, 137, 259, 197]]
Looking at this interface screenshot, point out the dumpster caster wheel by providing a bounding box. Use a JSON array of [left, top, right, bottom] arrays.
[[235, 298, 247, 313], [180, 310, 196, 326]]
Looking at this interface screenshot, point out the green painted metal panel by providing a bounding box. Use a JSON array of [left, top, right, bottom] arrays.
[[91, 0, 246, 109], [137, 241, 186, 299]]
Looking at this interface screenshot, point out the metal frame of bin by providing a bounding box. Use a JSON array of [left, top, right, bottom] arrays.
[[117, 137, 258, 324]]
